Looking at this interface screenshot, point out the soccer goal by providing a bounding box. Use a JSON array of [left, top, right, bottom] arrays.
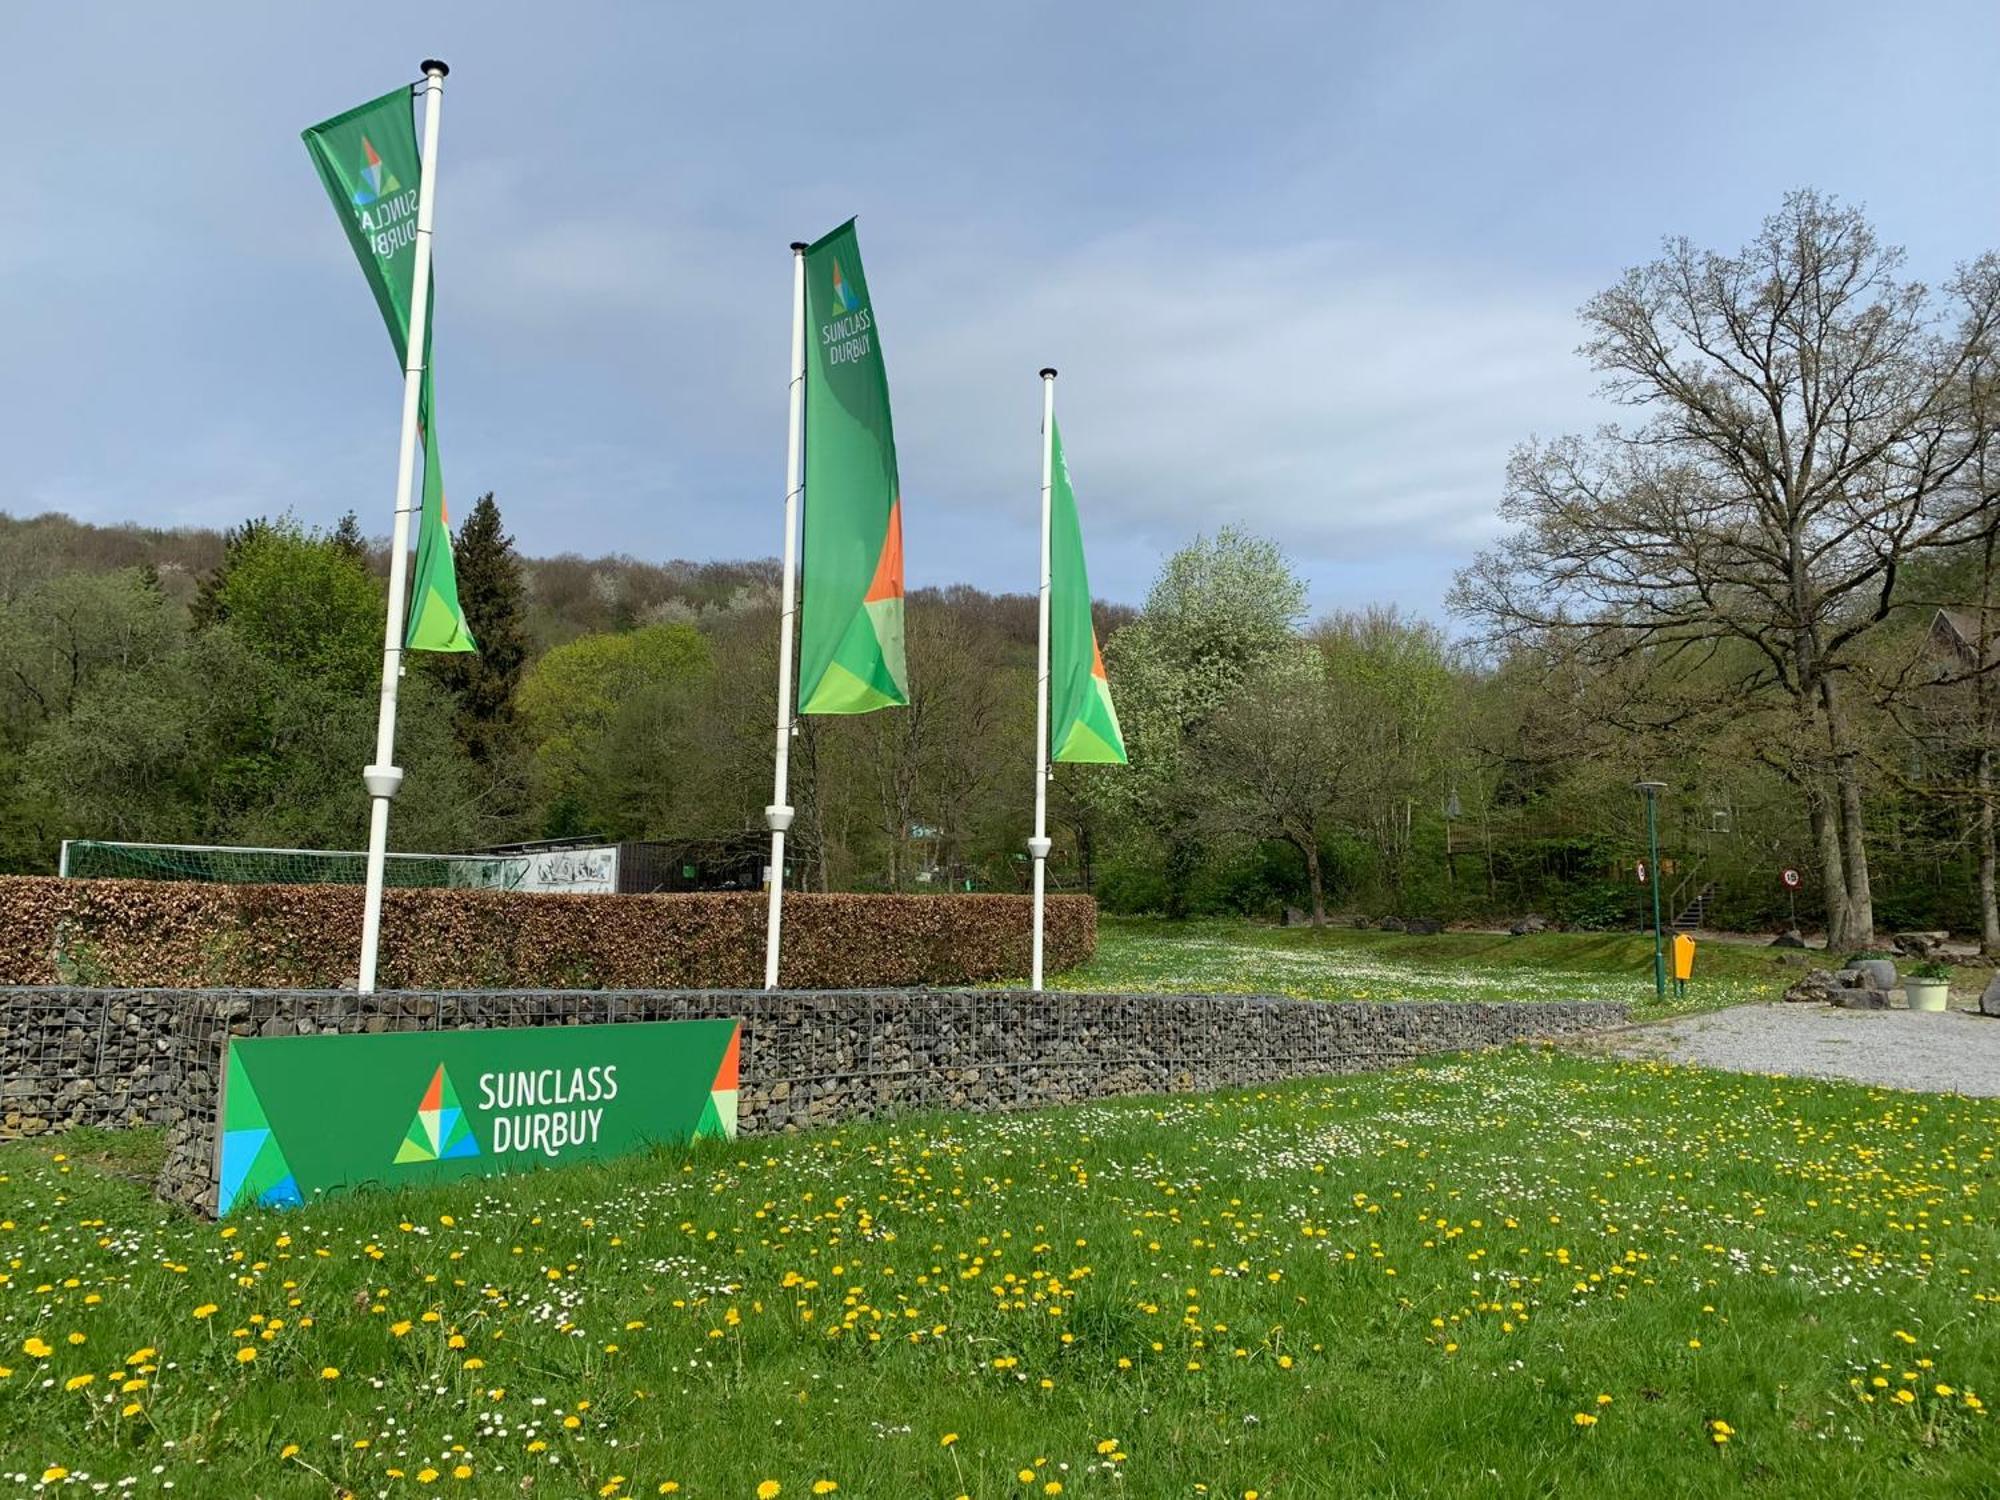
[[57, 839, 531, 891]]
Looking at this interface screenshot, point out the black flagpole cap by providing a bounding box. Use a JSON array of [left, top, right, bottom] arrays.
[[1039, 367, 1058, 379], [790, 241, 809, 252], [421, 59, 450, 77]]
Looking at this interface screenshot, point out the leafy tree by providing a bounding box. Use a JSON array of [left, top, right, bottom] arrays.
[[23, 626, 488, 855], [1097, 528, 1307, 914], [1196, 646, 1349, 922], [517, 623, 713, 836], [203, 519, 382, 691], [0, 569, 180, 742], [1317, 609, 1456, 909]]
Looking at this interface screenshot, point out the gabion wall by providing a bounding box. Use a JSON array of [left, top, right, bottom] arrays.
[[0, 986, 1628, 1216]]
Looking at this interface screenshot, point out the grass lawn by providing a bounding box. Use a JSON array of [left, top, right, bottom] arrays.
[[1, 1049, 1994, 1496], [1033, 917, 1816, 1022]]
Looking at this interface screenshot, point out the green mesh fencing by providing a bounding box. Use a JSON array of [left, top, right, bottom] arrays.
[[59, 840, 526, 890]]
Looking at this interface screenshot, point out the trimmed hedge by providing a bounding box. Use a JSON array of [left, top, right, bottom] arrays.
[[0, 876, 1095, 990]]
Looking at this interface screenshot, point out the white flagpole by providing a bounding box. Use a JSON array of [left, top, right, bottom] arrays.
[[763, 242, 809, 990], [358, 60, 449, 996], [1029, 368, 1057, 990]]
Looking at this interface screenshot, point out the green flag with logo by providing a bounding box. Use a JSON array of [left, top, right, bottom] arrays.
[[303, 85, 475, 654], [1048, 419, 1126, 763], [798, 219, 907, 713]]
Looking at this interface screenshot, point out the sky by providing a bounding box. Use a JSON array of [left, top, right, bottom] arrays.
[[4, 2, 1998, 617]]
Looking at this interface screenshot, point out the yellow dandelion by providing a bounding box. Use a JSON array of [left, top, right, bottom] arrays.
[[192, 1304, 218, 1320], [281, 1444, 300, 1460], [1572, 1412, 1597, 1427], [64, 1373, 94, 1391], [236, 1346, 258, 1364], [23, 1337, 53, 1359], [320, 1367, 340, 1380], [758, 1484, 782, 1500], [813, 1483, 839, 1496]]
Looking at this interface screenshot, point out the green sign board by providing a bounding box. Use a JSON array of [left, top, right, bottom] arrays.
[[217, 1019, 740, 1216]]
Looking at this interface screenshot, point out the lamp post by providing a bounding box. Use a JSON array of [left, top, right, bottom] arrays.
[[1635, 781, 1667, 1002]]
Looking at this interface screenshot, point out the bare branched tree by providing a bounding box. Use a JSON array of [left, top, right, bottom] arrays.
[[1452, 191, 2000, 944]]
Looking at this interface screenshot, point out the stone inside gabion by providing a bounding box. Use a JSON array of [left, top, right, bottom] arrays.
[[0, 986, 1628, 1217]]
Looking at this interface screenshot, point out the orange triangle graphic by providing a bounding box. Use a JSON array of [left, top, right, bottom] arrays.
[[863, 497, 904, 604], [419, 1065, 444, 1114], [1091, 634, 1109, 681], [713, 1029, 740, 1092]]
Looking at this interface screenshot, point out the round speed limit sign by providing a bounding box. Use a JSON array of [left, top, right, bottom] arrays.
[[1780, 868, 1801, 890]]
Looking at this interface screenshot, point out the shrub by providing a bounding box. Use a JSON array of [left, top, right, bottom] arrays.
[[1906, 959, 1952, 981], [0, 876, 1094, 990]]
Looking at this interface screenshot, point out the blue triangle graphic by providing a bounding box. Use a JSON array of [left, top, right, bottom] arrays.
[[259, 1175, 303, 1209], [220, 1128, 269, 1214]]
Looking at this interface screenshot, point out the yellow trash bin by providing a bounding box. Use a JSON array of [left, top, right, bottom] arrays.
[[1672, 933, 1696, 991]]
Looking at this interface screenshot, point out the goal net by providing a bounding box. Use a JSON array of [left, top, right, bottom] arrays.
[[58, 839, 531, 891]]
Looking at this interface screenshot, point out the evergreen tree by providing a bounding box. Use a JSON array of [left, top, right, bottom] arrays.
[[189, 517, 273, 629], [429, 493, 527, 765], [329, 510, 367, 566]]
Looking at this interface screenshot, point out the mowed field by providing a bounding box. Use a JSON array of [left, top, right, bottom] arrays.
[[1, 1048, 1994, 1497], [1035, 917, 1808, 1021]]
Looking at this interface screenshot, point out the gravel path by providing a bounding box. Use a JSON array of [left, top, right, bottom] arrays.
[[1591, 1001, 2000, 1096]]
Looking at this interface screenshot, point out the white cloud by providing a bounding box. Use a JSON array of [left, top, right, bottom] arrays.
[[437, 193, 1604, 606]]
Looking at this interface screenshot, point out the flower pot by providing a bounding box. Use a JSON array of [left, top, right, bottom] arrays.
[[1905, 978, 1950, 1013]]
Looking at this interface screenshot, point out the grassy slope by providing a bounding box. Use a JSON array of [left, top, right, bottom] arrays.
[[1036, 918, 1821, 1022], [1, 1050, 1993, 1497]]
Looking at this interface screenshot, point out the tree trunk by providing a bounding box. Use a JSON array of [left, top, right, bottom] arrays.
[[1820, 713, 1874, 943], [1810, 781, 1854, 947], [1980, 746, 2000, 954], [1816, 676, 1874, 944], [1164, 831, 1198, 919], [1836, 776, 1874, 941], [1302, 838, 1327, 926]]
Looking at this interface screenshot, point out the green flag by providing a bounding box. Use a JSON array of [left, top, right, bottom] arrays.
[[798, 219, 907, 714], [302, 86, 475, 654], [1048, 420, 1126, 764]]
